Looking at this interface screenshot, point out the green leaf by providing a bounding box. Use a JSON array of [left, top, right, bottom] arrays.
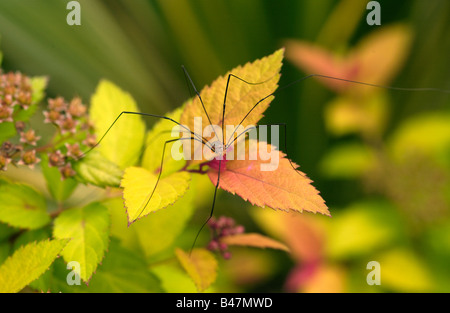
[[41, 154, 78, 202], [325, 201, 405, 260], [0, 241, 10, 265], [0, 122, 17, 144], [73, 150, 123, 187], [0, 222, 18, 241], [52, 239, 162, 293], [53, 202, 110, 282], [0, 182, 51, 229], [0, 239, 69, 293], [90, 80, 146, 169], [320, 142, 376, 179], [121, 166, 191, 224]]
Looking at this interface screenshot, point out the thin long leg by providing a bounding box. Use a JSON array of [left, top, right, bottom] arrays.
[[78, 110, 207, 160], [221, 73, 276, 145], [190, 158, 222, 254], [134, 136, 198, 222], [226, 73, 450, 145], [182, 65, 221, 144]]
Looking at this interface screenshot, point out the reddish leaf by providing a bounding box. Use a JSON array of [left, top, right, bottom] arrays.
[[207, 140, 329, 216]]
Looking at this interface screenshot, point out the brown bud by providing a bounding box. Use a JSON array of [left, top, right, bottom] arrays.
[[48, 97, 67, 112], [20, 129, 41, 146], [59, 163, 76, 179], [48, 150, 65, 167], [65, 143, 82, 159], [19, 149, 40, 169], [68, 97, 86, 117]]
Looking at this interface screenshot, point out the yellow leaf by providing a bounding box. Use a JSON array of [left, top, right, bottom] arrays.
[[142, 106, 186, 175], [175, 248, 218, 292], [90, 80, 146, 169], [121, 166, 190, 224], [324, 93, 389, 137], [378, 248, 434, 292], [350, 24, 413, 93]]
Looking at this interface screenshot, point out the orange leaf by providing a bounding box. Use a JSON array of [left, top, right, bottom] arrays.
[[285, 24, 412, 95], [220, 233, 289, 252], [284, 39, 357, 93], [180, 49, 284, 163], [208, 140, 329, 216], [175, 248, 218, 292], [350, 24, 412, 93]]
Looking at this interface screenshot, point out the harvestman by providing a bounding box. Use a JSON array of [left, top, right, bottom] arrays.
[[80, 58, 450, 250]]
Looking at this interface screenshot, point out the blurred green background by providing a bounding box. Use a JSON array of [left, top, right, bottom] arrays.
[[1, 0, 449, 292]]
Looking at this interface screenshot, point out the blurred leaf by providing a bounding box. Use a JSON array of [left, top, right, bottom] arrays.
[[223, 249, 277, 288], [251, 208, 325, 264], [150, 263, 204, 293], [0, 238, 69, 293], [299, 263, 347, 293], [286, 24, 412, 95], [90, 80, 146, 169], [320, 142, 376, 179], [378, 248, 434, 292], [175, 248, 218, 292], [221, 233, 289, 252], [12, 228, 51, 251], [388, 112, 450, 166], [53, 239, 162, 293], [325, 201, 405, 260], [0, 222, 18, 241], [30, 75, 48, 104], [324, 92, 389, 137], [73, 150, 123, 187], [0, 241, 10, 265], [0, 122, 16, 144], [121, 166, 190, 224], [350, 24, 413, 93], [285, 39, 351, 92], [41, 154, 78, 202], [53, 202, 110, 282], [0, 182, 50, 229]]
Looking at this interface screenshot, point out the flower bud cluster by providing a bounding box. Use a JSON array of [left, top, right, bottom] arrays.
[[0, 71, 40, 170], [43, 96, 96, 179], [207, 216, 245, 260], [0, 70, 96, 179]]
